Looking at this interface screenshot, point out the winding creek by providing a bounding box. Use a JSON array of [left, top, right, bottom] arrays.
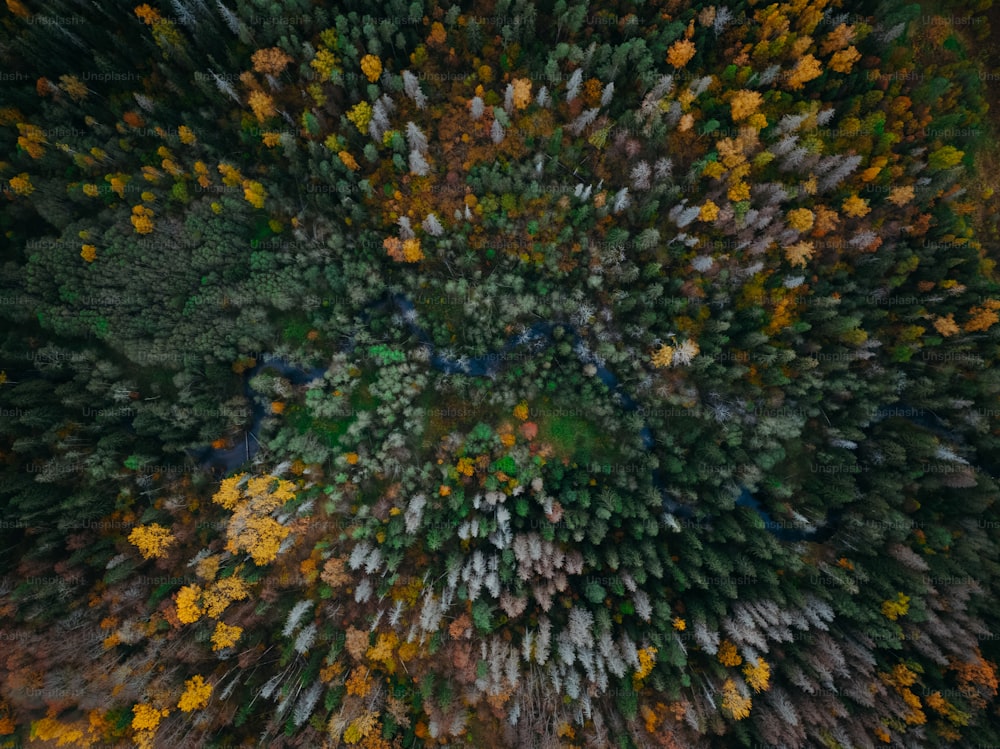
[[190, 294, 987, 543]]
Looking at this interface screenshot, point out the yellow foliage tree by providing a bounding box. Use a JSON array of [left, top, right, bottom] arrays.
[[202, 575, 250, 618], [651, 344, 674, 368], [213, 474, 296, 566], [925, 690, 971, 726], [134, 4, 160, 24], [231, 516, 289, 566], [888, 185, 915, 206], [633, 646, 658, 686], [933, 314, 960, 337], [252, 47, 294, 75], [640, 704, 663, 734], [785, 241, 814, 268], [107, 173, 129, 197], [382, 237, 424, 263], [347, 101, 373, 133], [667, 39, 696, 68], [195, 554, 220, 581], [427, 21, 447, 46], [8, 173, 34, 195], [321, 556, 351, 589], [360, 54, 383, 82], [134, 3, 182, 52], [243, 179, 266, 209], [402, 238, 424, 263], [177, 675, 212, 712], [201, 578, 236, 617], [248, 90, 276, 122], [929, 145, 965, 170], [367, 632, 399, 672], [131, 204, 154, 234], [718, 640, 743, 667], [30, 715, 101, 747], [211, 622, 243, 651], [787, 208, 815, 232], [213, 473, 245, 510], [743, 658, 771, 693], [767, 296, 797, 334], [342, 713, 379, 744], [345, 667, 373, 697], [842, 194, 871, 218], [16, 123, 46, 159], [81, 244, 97, 263], [161, 157, 182, 176], [311, 48, 339, 80], [59, 74, 89, 102], [786, 54, 823, 90], [730, 90, 763, 122], [557, 721, 576, 739], [829, 46, 861, 74], [703, 161, 726, 179], [720, 679, 752, 720], [131, 704, 168, 731], [881, 592, 911, 620], [716, 137, 747, 167], [511, 78, 533, 110], [128, 523, 176, 560], [881, 663, 926, 725], [728, 181, 751, 202], [132, 703, 169, 749], [820, 23, 855, 55], [176, 584, 203, 624], [965, 300, 1000, 332], [218, 162, 243, 186], [699, 200, 719, 222], [813, 205, 840, 235], [338, 150, 359, 171]]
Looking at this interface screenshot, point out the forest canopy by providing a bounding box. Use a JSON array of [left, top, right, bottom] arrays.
[[1, 0, 1000, 747]]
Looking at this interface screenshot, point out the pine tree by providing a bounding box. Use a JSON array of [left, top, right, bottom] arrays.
[[566, 69, 583, 102], [409, 149, 430, 176], [406, 121, 428, 153], [402, 70, 427, 108], [423, 213, 443, 236]]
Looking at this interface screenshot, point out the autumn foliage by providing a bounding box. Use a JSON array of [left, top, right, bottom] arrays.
[[0, 1, 999, 748]]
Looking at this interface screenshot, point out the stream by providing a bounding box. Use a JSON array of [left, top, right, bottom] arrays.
[[189, 294, 984, 543]]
